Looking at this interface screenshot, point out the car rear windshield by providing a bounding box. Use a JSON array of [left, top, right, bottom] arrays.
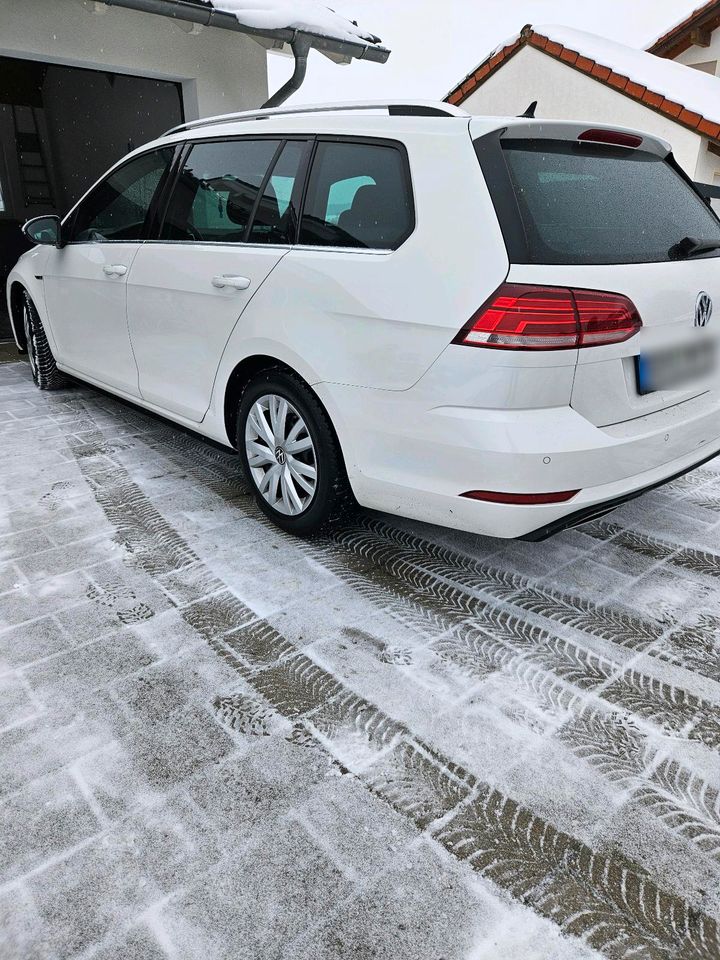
[[491, 139, 720, 265]]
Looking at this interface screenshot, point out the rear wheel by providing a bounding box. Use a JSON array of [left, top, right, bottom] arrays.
[[22, 292, 67, 390], [237, 369, 354, 534]]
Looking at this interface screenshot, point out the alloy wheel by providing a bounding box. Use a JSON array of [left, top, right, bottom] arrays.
[[245, 393, 318, 516]]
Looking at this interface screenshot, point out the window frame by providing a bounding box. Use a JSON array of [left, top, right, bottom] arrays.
[[296, 134, 416, 253], [62, 145, 182, 246], [150, 134, 314, 247], [60, 133, 417, 251]]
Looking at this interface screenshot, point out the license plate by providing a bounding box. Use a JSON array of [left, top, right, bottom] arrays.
[[636, 342, 717, 395]]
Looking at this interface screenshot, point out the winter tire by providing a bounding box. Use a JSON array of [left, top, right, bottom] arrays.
[[237, 368, 354, 535], [22, 292, 67, 391]]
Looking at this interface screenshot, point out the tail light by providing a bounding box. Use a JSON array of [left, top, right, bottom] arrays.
[[455, 284, 642, 351]]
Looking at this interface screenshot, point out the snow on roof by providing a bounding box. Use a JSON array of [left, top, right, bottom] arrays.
[[202, 0, 381, 46], [446, 23, 720, 139], [536, 25, 720, 125]]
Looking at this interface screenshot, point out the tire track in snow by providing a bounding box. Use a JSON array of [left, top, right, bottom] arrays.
[[580, 520, 720, 579], [333, 519, 668, 651], [306, 528, 720, 865], [62, 406, 720, 960], [656, 615, 720, 686], [322, 521, 720, 750]]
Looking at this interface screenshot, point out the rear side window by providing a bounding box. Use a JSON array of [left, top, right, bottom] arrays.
[[299, 141, 413, 250], [493, 139, 720, 265], [160, 139, 280, 242]]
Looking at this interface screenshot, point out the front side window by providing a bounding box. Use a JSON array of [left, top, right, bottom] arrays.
[[299, 141, 414, 250], [160, 139, 281, 243], [67, 148, 174, 243]]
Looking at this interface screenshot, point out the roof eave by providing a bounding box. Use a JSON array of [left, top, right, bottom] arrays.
[[647, 0, 720, 60]]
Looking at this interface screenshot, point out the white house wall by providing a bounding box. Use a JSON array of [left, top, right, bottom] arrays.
[[461, 46, 704, 177], [0, 0, 269, 121]]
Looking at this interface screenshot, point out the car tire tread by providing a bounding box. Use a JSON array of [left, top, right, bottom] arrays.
[[23, 292, 67, 391]]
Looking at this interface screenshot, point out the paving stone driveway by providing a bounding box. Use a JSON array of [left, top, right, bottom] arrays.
[[1, 358, 720, 960]]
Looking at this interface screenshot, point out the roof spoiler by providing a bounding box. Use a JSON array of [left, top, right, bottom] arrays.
[[471, 117, 672, 157]]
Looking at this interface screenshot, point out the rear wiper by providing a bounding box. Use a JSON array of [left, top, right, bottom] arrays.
[[668, 236, 720, 260]]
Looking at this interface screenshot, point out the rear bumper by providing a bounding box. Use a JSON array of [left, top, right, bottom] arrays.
[[521, 442, 720, 540], [317, 379, 720, 539]]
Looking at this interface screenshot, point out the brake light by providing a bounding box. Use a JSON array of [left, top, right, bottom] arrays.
[[456, 284, 641, 351], [578, 128, 643, 148], [461, 489, 580, 505]]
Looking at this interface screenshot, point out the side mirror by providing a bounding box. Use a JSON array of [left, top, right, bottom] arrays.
[[22, 215, 64, 248]]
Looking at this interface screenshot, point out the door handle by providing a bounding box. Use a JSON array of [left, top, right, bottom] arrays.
[[103, 264, 128, 277], [212, 274, 251, 291]]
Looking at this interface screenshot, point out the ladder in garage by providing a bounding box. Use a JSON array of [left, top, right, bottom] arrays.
[[12, 105, 55, 209]]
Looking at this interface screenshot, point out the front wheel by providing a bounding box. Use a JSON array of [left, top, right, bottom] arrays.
[[237, 369, 354, 535], [22, 292, 67, 390]]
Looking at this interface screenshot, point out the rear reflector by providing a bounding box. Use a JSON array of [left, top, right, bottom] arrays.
[[455, 283, 642, 351], [578, 128, 643, 148], [461, 489, 580, 505]]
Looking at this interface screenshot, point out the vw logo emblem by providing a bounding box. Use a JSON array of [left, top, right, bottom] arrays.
[[695, 291, 713, 328], [275, 446, 286, 465]]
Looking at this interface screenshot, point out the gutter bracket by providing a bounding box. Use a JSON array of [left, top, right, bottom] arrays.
[[262, 35, 313, 109]]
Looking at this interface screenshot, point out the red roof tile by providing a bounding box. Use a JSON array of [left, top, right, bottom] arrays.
[[608, 72, 629, 91], [661, 98, 683, 118], [699, 117, 720, 137], [679, 107, 703, 127]]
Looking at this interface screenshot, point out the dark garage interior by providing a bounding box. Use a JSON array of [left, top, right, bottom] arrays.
[[0, 56, 184, 340]]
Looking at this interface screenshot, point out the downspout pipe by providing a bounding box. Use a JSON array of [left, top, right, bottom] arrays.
[[262, 37, 311, 109]]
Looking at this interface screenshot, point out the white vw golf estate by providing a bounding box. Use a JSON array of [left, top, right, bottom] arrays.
[[7, 101, 720, 539]]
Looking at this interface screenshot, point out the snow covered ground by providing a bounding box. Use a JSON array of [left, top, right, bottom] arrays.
[[1, 358, 720, 959]]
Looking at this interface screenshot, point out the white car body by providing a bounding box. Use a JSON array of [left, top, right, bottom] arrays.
[[7, 101, 720, 539]]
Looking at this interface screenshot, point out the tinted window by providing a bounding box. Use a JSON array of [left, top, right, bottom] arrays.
[[248, 140, 307, 244], [68, 148, 174, 242], [299, 142, 413, 249], [160, 139, 280, 242], [499, 140, 720, 265]]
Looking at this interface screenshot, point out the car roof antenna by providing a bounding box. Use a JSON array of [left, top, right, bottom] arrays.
[[519, 100, 537, 118]]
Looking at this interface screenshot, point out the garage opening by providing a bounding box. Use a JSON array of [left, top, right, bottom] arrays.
[[0, 55, 184, 339]]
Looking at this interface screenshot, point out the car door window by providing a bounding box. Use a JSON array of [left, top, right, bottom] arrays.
[[299, 141, 414, 250], [67, 148, 175, 243], [160, 139, 281, 243], [248, 140, 307, 245]]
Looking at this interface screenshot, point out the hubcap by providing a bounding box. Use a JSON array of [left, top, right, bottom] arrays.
[[245, 394, 317, 516], [23, 305, 37, 379]]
